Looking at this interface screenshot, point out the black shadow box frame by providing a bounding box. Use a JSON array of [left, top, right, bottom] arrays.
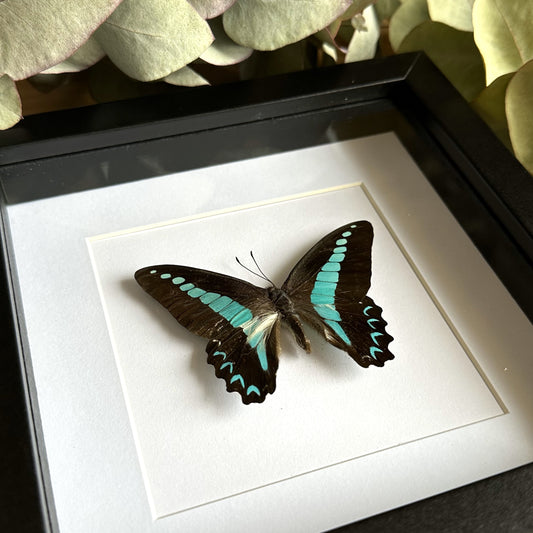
[[1, 52, 532, 532]]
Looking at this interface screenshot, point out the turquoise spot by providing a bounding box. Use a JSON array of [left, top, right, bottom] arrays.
[[188, 287, 206, 298], [247, 385, 260, 396], [311, 293, 334, 305], [172, 276, 185, 285], [230, 374, 245, 387], [370, 346, 383, 359], [257, 343, 268, 371], [329, 253, 345, 263], [367, 318, 379, 329], [220, 301, 245, 321], [200, 292, 220, 304], [312, 281, 336, 296], [315, 305, 341, 321], [246, 327, 263, 348], [220, 361, 234, 372], [179, 282, 195, 291], [371, 332, 383, 344], [363, 305, 373, 316], [333, 246, 347, 254], [150, 270, 157, 274], [350, 224, 357, 228], [209, 295, 232, 312], [336, 238, 347, 246], [342, 231, 351, 237], [213, 351, 226, 360], [321, 262, 341, 272], [160, 273, 171, 279], [317, 271, 339, 283], [325, 319, 351, 345], [230, 308, 253, 327]]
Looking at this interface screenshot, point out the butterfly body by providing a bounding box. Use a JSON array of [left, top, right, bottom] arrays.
[[135, 221, 394, 404]]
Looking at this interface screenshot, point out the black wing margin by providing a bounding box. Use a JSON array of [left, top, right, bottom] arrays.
[[282, 221, 394, 367], [135, 265, 280, 403]]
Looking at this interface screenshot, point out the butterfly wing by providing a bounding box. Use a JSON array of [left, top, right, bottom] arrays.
[[281, 221, 394, 367], [135, 265, 280, 404]]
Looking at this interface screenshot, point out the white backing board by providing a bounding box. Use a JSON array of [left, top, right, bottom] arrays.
[[6, 133, 533, 532]]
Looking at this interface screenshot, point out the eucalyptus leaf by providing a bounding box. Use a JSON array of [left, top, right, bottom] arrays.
[[0, 75, 22, 130], [427, 0, 474, 32], [95, 0, 213, 81], [341, 0, 376, 20], [164, 67, 209, 86], [388, 0, 429, 52], [200, 17, 253, 65], [473, 0, 533, 85], [345, 7, 380, 62], [506, 60, 533, 174], [0, 0, 122, 80], [223, 0, 352, 51], [374, 0, 401, 21], [188, 0, 237, 19], [41, 37, 105, 74], [471, 73, 513, 149], [398, 21, 485, 101]]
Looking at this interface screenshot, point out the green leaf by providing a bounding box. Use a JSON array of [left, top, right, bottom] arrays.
[[471, 73, 513, 150], [94, 0, 213, 81], [388, 0, 429, 52], [341, 0, 377, 19], [427, 0, 474, 32], [506, 59, 533, 174], [200, 16, 253, 65], [41, 37, 105, 74], [374, 0, 401, 22], [164, 67, 209, 87], [188, 0, 237, 19], [0, 0, 122, 80], [473, 0, 533, 85], [223, 0, 352, 51], [0, 75, 22, 130], [345, 7, 381, 62], [398, 21, 485, 101]]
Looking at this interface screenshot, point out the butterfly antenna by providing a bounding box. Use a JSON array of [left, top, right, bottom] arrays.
[[250, 251, 275, 286], [235, 254, 273, 285]]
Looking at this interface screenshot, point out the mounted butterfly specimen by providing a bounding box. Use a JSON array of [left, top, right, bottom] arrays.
[[135, 221, 394, 404]]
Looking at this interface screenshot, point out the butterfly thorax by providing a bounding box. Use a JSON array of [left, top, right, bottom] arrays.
[[267, 286, 311, 353]]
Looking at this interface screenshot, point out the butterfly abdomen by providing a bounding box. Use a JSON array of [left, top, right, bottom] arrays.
[[267, 287, 311, 353]]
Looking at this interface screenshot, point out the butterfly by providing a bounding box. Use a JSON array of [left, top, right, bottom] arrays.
[[135, 221, 394, 404]]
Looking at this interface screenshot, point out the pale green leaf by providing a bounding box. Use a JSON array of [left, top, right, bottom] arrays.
[[41, 37, 105, 74], [164, 67, 209, 87], [427, 0, 474, 32], [473, 0, 533, 85], [223, 0, 352, 51], [341, 0, 377, 19], [374, 0, 401, 21], [200, 16, 253, 65], [345, 7, 380, 62], [0, 0, 122, 80], [506, 59, 533, 174], [389, 0, 429, 51], [398, 21, 485, 101], [95, 0, 214, 81], [471, 73, 513, 149], [0, 75, 22, 129], [188, 0, 237, 19]]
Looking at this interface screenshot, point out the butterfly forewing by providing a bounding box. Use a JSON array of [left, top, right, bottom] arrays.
[[282, 221, 394, 367], [135, 265, 280, 403]]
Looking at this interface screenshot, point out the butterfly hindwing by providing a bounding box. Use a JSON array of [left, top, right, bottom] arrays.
[[282, 221, 394, 367], [135, 265, 280, 403]]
